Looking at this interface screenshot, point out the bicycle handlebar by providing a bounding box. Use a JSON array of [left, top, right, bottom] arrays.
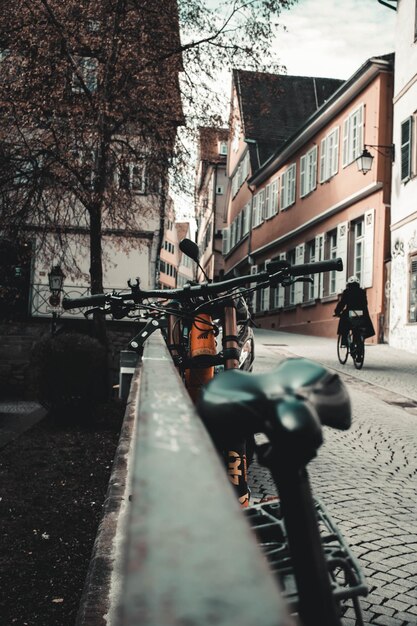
[[288, 257, 343, 277], [62, 257, 343, 311]]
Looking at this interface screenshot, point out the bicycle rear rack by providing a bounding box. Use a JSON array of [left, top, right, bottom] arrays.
[[245, 498, 368, 626]]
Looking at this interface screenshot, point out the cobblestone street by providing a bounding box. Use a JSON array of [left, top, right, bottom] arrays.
[[249, 330, 417, 626]]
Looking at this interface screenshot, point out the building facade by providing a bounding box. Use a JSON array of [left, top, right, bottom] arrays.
[[223, 57, 394, 342], [195, 127, 229, 281], [0, 1, 184, 321], [389, 0, 417, 353]]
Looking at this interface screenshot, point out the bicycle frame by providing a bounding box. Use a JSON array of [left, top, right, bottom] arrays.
[[167, 299, 251, 506]]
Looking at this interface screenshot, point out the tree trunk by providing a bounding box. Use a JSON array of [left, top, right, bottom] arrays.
[[89, 204, 108, 347]]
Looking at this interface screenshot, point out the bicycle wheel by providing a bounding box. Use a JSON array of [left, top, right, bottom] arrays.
[[353, 335, 365, 370], [337, 334, 348, 364]]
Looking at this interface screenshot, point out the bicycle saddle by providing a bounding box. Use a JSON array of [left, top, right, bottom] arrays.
[[198, 358, 351, 464]]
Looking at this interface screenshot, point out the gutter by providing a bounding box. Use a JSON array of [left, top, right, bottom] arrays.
[[377, 0, 397, 10]]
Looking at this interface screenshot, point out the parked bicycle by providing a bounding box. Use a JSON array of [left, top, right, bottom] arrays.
[[336, 311, 366, 369], [63, 244, 369, 623], [198, 360, 368, 626], [63, 240, 342, 507]]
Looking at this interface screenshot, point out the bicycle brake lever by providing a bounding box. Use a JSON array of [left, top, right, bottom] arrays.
[[84, 306, 107, 318], [294, 276, 314, 284]]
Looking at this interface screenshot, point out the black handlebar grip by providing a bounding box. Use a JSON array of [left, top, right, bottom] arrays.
[[289, 257, 343, 277], [62, 294, 107, 310]]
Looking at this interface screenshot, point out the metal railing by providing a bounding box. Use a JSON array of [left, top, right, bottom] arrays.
[[30, 283, 132, 319]]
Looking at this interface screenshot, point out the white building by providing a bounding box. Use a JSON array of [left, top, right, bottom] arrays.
[[389, 0, 417, 352]]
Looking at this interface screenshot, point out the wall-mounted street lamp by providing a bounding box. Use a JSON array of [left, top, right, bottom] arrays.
[[356, 144, 395, 175], [48, 265, 65, 296]]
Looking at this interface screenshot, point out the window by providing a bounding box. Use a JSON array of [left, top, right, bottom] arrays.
[[409, 255, 417, 322], [282, 167, 295, 209], [72, 56, 98, 93], [231, 151, 250, 198], [320, 127, 339, 182], [219, 141, 228, 155], [118, 161, 147, 193], [263, 179, 279, 219], [216, 185, 224, 195], [343, 105, 364, 167], [281, 164, 296, 210], [260, 287, 270, 311], [401, 117, 412, 182], [353, 219, 364, 284], [300, 146, 317, 197], [252, 191, 264, 227]]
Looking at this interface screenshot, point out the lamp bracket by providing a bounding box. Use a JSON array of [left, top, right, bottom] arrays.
[[364, 143, 395, 160]]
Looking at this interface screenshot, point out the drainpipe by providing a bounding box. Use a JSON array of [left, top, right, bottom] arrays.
[[377, 0, 397, 10]]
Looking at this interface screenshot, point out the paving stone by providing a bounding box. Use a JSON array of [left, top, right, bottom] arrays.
[[372, 615, 408, 626], [252, 331, 417, 625]]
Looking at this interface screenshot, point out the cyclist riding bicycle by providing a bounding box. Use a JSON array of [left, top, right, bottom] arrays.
[[334, 276, 375, 347]]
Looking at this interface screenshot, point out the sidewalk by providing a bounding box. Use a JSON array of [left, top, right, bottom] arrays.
[[250, 329, 417, 626]]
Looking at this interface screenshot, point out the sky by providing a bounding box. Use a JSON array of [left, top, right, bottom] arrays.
[[272, 0, 396, 80], [175, 0, 397, 221]]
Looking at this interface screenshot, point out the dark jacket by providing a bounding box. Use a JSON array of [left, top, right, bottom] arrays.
[[334, 284, 375, 338]]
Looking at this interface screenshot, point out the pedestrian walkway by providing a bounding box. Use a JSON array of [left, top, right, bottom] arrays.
[[249, 330, 417, 626], [254, 328, 417, 404]]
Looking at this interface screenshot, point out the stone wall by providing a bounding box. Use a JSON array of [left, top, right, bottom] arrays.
[[0, 318, 140, 399]]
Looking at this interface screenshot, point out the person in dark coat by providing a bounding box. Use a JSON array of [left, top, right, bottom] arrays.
[[334, 276, 375, 346]]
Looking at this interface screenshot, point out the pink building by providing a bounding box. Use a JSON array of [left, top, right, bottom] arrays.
[[223, 56, 394, 342]]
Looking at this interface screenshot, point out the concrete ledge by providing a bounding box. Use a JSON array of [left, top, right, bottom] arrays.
[[77, 331, 293, 626]]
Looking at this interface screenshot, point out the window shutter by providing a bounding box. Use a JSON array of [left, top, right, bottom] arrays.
[[271, 179, 279, 214], [222, 226, 229, 254], [363, 209, 374, 288], [295, 244, 305, 304], [401, 117, 412, 181], [313, 235, 324, 299], [311, 146, 317, 191], [262, 258, 271, 310], [230, 221, 236, 247], [278, 252, 286, 308], [265, 184, 271, 218], [290, 165, 296, 205], [250, 265, 258, 311], [320, 138, 326, 183], [331, 127, 339, 176], [252, 194, 258, 227], [342, 118, 349, 167], [354, 105, 364, 161], [336, 221, 348, 293], [259, 189, 265, 222], [300, 155, 306, 197], [280, 175, 286, 209]]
